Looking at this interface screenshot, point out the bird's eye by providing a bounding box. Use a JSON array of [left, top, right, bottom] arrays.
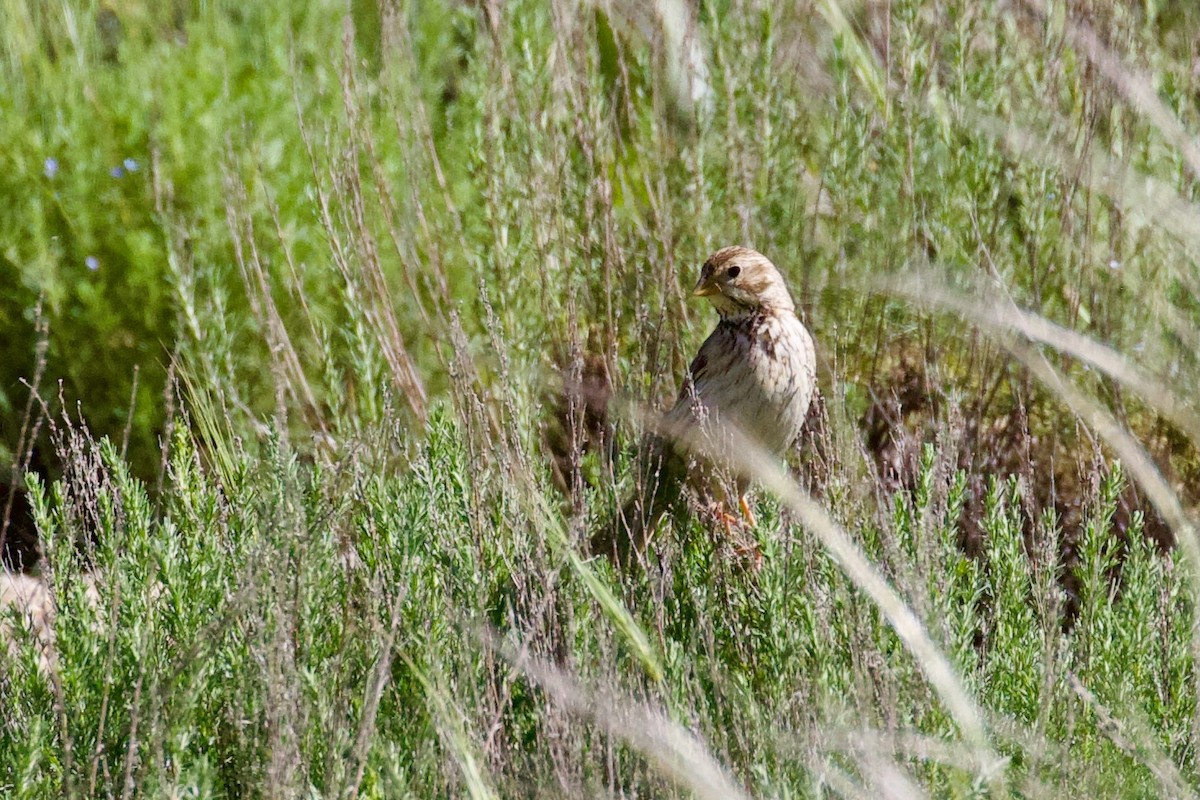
[[726, 266, 741, 279]]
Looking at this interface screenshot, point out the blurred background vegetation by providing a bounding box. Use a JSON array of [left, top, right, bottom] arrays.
[[3, 0, 1200, 504], [6, 0, 1200, 795]]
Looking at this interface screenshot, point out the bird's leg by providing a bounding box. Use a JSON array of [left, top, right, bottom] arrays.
[[738, 494, 757, 527], [710, 502, 742, 535], [705, 497, 762, 569]]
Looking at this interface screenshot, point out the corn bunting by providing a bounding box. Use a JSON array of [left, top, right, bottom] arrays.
[[593, 246, 817, 560]]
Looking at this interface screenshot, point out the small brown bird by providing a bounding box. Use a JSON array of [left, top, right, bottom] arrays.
[[594, 246, 817, 560]]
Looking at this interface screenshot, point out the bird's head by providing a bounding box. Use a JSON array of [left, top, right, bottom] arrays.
[[692, 246, 794, 318]]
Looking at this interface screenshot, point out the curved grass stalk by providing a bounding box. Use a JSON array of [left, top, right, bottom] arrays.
[[497, 643, 751, 800], [883, 274, 1200, 778], [646, 413, 1003, 777]]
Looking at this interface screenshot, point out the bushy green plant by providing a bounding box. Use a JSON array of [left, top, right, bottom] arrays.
[[5, 0, 1200, 796]]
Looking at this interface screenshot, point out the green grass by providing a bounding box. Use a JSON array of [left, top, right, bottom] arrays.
[[5, 420, 1194, 796], [4, 0, 1200, 796]]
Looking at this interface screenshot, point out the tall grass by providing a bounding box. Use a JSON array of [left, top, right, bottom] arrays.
[[4, 0, 1200, 796]]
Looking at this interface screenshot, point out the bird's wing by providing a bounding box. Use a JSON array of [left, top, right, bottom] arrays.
[[662, 321, 747, 435]]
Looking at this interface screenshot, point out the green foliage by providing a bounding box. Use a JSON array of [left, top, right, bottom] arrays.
[[3, 415, 1195, 796], [5, 0, 1200, 796]]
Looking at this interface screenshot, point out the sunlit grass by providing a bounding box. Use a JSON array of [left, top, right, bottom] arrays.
[[4, 0, 1200, 796]]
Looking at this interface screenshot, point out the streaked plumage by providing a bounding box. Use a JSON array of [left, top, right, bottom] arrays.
[[594, 246, 816, 560]]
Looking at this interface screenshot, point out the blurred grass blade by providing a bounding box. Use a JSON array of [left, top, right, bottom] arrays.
[[880, 273, 1200, 585], [523, 473, 664, 682], [500, 644, 749, 800], [406, 658, 498, 800], [814, 0, 888, 115], [971, 112, 1200, 264], [1067, 673, 1196, 800], [568, 547, 663, 682], [1018, 0, 1200, 181], [887, 289, 1200, 761], [654, 416, 1001, 775], [880, 272, 1200, 445]]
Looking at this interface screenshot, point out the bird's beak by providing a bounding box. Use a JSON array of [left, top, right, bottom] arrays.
[[692, 279, 720, 298]]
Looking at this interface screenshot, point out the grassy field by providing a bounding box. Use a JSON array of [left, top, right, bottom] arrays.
[[4, 0, 1200, 796]]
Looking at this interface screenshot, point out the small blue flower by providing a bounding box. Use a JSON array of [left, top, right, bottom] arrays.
[[43, 157, 59, 179], [123, 157, 139, 172], [110, 165, 125, 178], [85, 256, 100, 271]]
